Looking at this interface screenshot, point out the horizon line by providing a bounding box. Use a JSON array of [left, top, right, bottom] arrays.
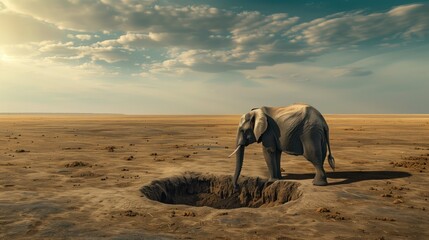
[[0, 112, 428, 116]]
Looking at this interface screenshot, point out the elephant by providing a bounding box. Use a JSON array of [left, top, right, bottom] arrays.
[[229, 103, 335, 189]]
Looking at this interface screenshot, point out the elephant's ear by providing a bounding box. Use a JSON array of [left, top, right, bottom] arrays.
[[253, 109, 268, 142]]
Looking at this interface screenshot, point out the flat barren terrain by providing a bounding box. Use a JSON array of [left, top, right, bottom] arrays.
[[1, 114, 428, 239]]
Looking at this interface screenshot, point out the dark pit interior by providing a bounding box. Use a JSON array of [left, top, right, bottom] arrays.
[[140, 172, 301, 209]]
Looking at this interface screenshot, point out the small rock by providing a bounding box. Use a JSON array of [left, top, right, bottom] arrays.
[[316, 207, 330, 213], [15, 149, 29, 153], [105, 146, 116, 152], [393, 199, 404, 204], [65, 161, 90, 168], [325, 212, 346, 220], [124, 210, 138, 217], [183, 211, 196, 217], [375, 217, 396, 221]]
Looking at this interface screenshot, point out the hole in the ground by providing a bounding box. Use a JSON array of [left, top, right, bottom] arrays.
[[140, 172, 302, 209]]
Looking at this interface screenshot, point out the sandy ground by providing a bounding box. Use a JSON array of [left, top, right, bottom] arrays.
[[0, 114, 428, 240]]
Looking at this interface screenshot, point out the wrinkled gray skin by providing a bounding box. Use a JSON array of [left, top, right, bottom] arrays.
[[232, 103, 335, 190]]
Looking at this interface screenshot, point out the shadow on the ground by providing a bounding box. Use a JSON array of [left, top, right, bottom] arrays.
[[283, 171, 412, 185]]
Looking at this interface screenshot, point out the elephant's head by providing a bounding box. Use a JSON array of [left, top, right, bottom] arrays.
[[230, 109, 267, 190]]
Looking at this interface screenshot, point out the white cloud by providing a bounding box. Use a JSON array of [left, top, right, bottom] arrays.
[[99, 31, 233, 51], [75, 45, 132, 63], [1, 0, 234, 32], [86, 47, 130, 63], [39, 41, 78, 56], [1, 0, 429, 76], [291, 4, 429, 46], [232, 12, 299, 47], [67, 34, 92, 40]]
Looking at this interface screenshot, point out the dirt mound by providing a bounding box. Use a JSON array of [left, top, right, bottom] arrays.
[[140, 172, 301, 209], [390, 154, 428, 172], [65, 161, 91, 168]]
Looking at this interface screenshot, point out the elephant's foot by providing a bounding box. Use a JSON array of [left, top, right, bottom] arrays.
[[312, 176, 328, 186], [233, 184, 240, 192]]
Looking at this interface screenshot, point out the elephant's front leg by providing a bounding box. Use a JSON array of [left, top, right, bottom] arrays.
[[275, 150, 282, 179], [262, 146, 280, 181]]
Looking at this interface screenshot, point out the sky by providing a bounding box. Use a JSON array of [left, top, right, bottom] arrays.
[[0, 0, 428, 114]]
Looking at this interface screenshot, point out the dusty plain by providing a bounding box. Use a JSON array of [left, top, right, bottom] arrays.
[[0, 114, 428, 239]]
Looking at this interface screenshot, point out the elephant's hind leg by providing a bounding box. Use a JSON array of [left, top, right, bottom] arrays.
[[309, 159, 327, 186], [302, 133, 328, 186]]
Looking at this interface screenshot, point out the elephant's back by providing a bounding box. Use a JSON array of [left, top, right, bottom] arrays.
[[263, 103, 312, 126], [262, 104, 325, 154], [266, 104, 325, 124], [262, 105, 305, 154]]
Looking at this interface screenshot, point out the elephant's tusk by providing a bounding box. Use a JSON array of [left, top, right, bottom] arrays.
[[228, 146, 241, 158]]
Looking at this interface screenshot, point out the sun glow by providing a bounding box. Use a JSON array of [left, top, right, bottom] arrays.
[[0, 53, 11, 62]]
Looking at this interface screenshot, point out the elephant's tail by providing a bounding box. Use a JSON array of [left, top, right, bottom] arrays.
[[324, 127, 335, 171]]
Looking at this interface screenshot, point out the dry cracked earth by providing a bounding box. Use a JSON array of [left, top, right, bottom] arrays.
[[0, 114, 428, 239]]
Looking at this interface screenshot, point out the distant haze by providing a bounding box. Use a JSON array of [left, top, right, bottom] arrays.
[[0, 0, 428, 114]]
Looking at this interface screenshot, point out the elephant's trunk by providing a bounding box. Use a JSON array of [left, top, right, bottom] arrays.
[[232, 129, 246, 190], [233, 145, 245, 190]]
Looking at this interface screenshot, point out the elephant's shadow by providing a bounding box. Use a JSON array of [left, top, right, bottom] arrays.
[[282, 170, 412, 185]]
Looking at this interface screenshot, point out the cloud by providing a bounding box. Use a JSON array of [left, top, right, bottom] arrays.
[[84, 6, 306, 72], [232, 12, 298, 47], [2, 0, 121, 31], [39, 41, 79, 56], [86, 8, 298, 52], [2, 0, 234, 32], [67, 34, 92, 41], [84, 46, 130, 63], [3, 40, 132, 64], [0, 11, 63, 45], [245, 75, 277, 80], [1, 0, 308, 72], [52, 42, 132, 63], [143, 41, 317, 73], [99, 31, 232, 50], [334, 67, 373, 77], [1, 0, 429, 75], [291, 4, 429, 46]]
